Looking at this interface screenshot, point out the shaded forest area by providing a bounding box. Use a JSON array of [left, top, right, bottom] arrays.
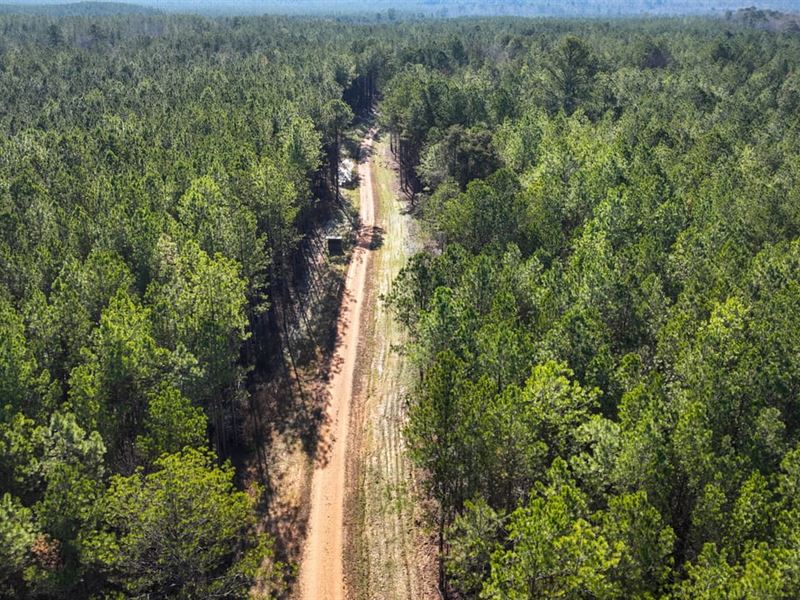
[[1, 10, 800, 599]]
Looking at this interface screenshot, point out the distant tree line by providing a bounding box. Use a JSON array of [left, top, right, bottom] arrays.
[[8, 1, 799, 19]]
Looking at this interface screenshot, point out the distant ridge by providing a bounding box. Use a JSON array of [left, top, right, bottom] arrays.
[[732, 6, 800, 30], [127, 0, 800, 18], [0, 0, 798, 19], [0, 1, 160, 16]]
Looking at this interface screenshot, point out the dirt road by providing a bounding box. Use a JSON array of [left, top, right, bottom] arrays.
[[297, 131, 377, 600]]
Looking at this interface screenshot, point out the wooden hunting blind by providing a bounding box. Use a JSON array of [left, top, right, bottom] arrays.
[[327, 236, 344, 255]]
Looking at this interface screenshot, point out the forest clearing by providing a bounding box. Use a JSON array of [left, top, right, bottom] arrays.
[[347, 137, 437, 600]]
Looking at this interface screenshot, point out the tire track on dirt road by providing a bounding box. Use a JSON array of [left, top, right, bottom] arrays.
[[296, 130, 378, 600]]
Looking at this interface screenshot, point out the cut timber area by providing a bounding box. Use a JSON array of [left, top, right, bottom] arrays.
[[296, 130, 435, 599]]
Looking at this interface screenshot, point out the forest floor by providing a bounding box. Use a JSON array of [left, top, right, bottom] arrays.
[[292, 129, 436, 599]]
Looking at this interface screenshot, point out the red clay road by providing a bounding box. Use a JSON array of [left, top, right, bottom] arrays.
[[297, 130, 377, 600]]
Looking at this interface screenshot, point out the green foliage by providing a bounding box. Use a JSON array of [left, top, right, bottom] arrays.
[[67, 289, 173, 456], [599, 491, 675, 596], [446, 498, 503, 597], [177, 176, 269, 305], [0, 297, 50, 419], [0, 14, 359, 597], [406, 350, 468, 513], [417, 125, 499, 190], [0, 492, 38, 596], [433, 169, 527, 253], [3, 10, 800, 599], [136, 385, 208, 461], [540, 35, 600, 115], [483, 462, 622, 599], [88, 448, 273, 598], [383, 14, 800, 599], [147, 237, 249, 395]]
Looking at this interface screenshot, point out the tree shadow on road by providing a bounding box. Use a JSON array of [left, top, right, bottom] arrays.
[[241, 124, 387, 586]]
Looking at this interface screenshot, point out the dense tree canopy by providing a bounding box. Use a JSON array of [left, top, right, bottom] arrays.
[[382, 14, 800, 599], [0, 13, 362, 597], [2, 9, 800, 598]]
